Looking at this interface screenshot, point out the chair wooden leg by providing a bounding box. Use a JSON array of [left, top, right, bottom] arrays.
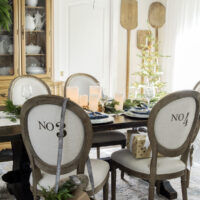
[[97, 147, 100, 159], [111, 167, 116, 200], [121, 171, 125, 180], [181, 172, 188, 200], [186, 169, 190, 188], [120, 144, 125, 180], [148, 180, 155, 200], [103, 178, 109, 200]]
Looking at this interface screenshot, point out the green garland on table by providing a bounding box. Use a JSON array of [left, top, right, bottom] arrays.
[[123, 98, 158, 110], [4, 100, 21, 122], [103, 99, 121, 114]]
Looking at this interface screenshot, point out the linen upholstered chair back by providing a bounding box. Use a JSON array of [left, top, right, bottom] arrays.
[[21, 95, 92, 174], [21, 95, 93, 176], [148, 90, 200, 158], [64, 73, 99, 96], [8, 75, 51, 106]]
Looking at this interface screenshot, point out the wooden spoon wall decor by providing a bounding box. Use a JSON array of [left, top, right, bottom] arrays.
[[120, 0, 138, 98], [148, 2, 166, 50]]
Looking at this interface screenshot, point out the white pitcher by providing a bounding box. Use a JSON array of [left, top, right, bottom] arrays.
[[25, 14, 36, 31], [26, 0, 38, 7]]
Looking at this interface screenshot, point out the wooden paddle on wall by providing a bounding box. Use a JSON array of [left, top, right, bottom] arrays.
[[148, 2, 166, 51], [120, 0, 138, 98]]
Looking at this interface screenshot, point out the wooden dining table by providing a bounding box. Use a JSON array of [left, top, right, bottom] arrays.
[[0, 112, 177, 200]]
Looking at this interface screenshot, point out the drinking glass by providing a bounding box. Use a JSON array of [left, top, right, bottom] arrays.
[[143, 85, 155, 108], [21, 85, 33, 100]]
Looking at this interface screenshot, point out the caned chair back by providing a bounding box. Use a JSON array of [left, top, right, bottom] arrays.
[[64, 73, 99, 96], [148, 90, 200, 157], [21, 95, 93, 174], [8, 75, 51, 106]]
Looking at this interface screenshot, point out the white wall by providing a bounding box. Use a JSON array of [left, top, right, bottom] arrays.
[[53, 0, 111, 95], [53, 0, 167, 97]]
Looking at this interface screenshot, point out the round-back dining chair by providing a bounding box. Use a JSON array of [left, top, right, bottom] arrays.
[[64, 73, 126, 159], [193, 81, 200, 93], [8, 75, 51, 106], [111, 90, 200, 200], [0, 75, 51, 163], [21, 95, 109, 200]]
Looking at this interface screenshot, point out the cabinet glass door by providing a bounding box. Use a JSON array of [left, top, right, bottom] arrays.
[[0, 0, 19, 77], [22, 0, 51, 77]]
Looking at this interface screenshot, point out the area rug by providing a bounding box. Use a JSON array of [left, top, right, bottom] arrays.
[[1, 147, 200, 200]]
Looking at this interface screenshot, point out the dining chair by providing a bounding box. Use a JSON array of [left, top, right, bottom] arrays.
[[20, 95, 109, 200], [111, 90, 200, 200], [8, 75, 51, 106], [64, 73, 126, 159], [0, 75, 51, 163]]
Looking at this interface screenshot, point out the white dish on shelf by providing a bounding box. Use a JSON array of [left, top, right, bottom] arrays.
[[26, 44, 41, 54], [26, 0, 38, 6], [27, 65, 45, 74], [26, 57, 41, 67], [124, 111, 149, 119], [90, 115, 114, 124], [0, 66, 13, 75]]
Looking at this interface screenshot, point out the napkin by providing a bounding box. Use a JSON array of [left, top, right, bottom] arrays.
[[88, 112, 109, 120], [129, 103, 150, 115]]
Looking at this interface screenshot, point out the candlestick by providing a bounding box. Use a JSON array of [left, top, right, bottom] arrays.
[[79, 95, 88, 108], [66, 87, 79, 104], [89, 86, 101, 101], [89, 95, 99, 112], [114, 93, 124, 111]]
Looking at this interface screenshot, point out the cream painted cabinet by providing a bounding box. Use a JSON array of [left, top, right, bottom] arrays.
[[0, 0, 57, 105]]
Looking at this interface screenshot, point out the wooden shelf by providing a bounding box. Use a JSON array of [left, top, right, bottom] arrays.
[[26, 6, 45, 9], [26, 54, 45, 56], [0, 54, 13, 56], [26, 30, 45, 33]]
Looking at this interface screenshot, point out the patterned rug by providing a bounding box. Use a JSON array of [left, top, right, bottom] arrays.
[[1, 147, 200, 200]]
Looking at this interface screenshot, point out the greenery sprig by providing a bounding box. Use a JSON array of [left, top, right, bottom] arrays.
[[4, 100, 21, 122], [104, 99, 120, 114], [40, 180, 75, 200], [0, 0, 12, 31]]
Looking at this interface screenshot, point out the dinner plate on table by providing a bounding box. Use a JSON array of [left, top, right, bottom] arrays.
[[87, 111, 114, 124], [0, 111, 16, 119], [91, 116, 114, 124], [124, 111, 149, 119]]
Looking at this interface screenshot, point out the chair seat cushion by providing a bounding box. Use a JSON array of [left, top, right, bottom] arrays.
[[30, 159, 109, 192], [93, 131, 126, 144], [111, 149, 185, 175]]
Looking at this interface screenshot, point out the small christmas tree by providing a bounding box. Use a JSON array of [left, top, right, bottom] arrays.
[[133, 30, 166, 101]]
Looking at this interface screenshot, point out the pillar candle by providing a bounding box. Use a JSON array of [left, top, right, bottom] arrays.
[[66, 87, 79, 104], [114, 93, 124, 111], [89, 86, 101, 101], [89, 95, 99, 112], [79, 95, 88, 108]]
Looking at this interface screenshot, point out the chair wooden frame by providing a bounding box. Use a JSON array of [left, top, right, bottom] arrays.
[[20, 95, 94, 200], [64, 73, 126, 159], [111, 90, 200, 200], [8, 75, 51, 101], [0, 75, 51, 162], [193, 81, 200, 91], [64, 73, 100, 97]]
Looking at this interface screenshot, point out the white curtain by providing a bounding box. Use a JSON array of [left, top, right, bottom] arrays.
[[161, 0, 200, 92]]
